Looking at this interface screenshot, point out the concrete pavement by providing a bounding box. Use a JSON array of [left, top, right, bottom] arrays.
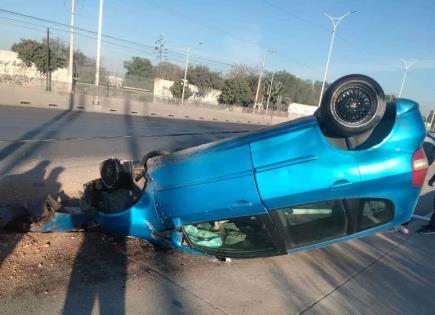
[[1, 223, 434, 314]]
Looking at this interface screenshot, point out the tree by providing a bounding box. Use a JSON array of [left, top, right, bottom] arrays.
[[218, 79, 253, 106], [159, 62, 183, 81], [73, 49, 109, 85], [12, 38, 68, 74], [123, 56, 154, 89], [170, 80, 192, 99], [263, 77, 283, 107], [187, 65, 224, 96], [272, 70, 324, 106], [228, 64, 259, 100], [228, 64, 258, 80]]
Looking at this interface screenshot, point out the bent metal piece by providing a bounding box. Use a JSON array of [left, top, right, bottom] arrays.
[[1, 74, 429, 259]]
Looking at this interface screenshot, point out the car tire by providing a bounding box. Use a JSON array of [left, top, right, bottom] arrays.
[[319, 74, 386, 137]]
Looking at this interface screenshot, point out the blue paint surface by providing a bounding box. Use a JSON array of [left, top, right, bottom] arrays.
[[38, 99, 427, 257]]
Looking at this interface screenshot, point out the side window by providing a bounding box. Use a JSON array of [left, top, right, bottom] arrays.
[[357, 199, 394, 231], [182, 215, 280, 258], [271, 200, 347, 249]]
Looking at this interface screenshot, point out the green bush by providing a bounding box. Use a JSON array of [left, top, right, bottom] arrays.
[[218, 79, 253, 106], [170, 80, 193, 99]]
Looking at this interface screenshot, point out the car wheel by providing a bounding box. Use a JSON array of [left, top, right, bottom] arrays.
[[320, 74, 386, 137]]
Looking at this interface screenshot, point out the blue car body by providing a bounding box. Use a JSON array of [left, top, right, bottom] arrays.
[[40, 99, 427, 258]]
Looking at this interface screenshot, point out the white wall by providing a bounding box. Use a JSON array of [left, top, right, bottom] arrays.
[[0, 50, 69, 83], [288, 102, 317, 116], [153, 78, 221, 105]]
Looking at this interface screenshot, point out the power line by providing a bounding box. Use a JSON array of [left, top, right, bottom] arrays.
[[259, 0, 375, 61], [0, 7, 321, 75], [144, 0, 321, 73], [262, 0, 327, 32], [0, 9, 238, 69]]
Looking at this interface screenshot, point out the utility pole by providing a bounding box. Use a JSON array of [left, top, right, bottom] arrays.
[[68, 0, 75, 93], [154, 35, 168, 77], [266, 71, 275, 114], [318, 11, 355, 106], [181, 41, 202, 105], [398, 59, 417, 98], [94, 0, 104, 105], [46, 27, 51, 91], [430, 108, 435, 131], [254, 49, 273, 110]]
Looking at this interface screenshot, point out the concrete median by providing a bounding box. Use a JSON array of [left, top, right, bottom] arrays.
[[0, 85, 296, 125]]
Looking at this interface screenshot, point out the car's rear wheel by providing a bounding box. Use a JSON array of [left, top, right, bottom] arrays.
[[320, 74, 386, 137]]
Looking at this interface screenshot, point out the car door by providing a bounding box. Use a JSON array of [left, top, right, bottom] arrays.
[[269, 198, 395, 251], [250, 123, 360, 209]]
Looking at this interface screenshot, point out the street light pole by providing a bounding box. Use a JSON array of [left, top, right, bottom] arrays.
[[254, 49, 273, 110], [430, 108, 435, 131], [398, 59, 417, 98], [94, 0, 104, 105], [318, 11, 355, 106], [68, 0, 75, 94], [266, 70, 275, 114], [181, 42, 202, 105]]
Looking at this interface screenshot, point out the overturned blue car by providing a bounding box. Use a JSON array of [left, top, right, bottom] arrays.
[[3, 74, 429, 259]]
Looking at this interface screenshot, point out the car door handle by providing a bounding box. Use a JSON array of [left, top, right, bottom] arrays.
[[331, 179, 352, 189], [229, 200, 253, 210]]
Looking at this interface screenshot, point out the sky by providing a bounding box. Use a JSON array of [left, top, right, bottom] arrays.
[[0, 0, 434, 114]]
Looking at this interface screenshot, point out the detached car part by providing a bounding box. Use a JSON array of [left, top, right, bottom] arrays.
[[2, 74, 429, 259]]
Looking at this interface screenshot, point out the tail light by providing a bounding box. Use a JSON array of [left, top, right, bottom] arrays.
[[412, 147, 429, 187]]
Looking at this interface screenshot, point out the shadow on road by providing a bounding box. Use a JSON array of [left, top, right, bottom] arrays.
[[61, 96, 194, 314], [61, 97, 134, 314], [0, 160, 64, 267], [0, 108, 81, 274], [61, 233, 128, 315], [415, 189, 434, 215]]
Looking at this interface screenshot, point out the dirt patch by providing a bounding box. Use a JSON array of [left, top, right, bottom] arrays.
[[0, 231, 159, 299]]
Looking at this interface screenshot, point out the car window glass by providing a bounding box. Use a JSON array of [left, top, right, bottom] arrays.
[[183, 216, 278, 257], [272, 200, 347, 249], [358, 199, 393, 231]]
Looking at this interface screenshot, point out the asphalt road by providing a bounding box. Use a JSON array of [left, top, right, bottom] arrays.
[[0, 105, 434, 315], [0, 105, 257, 204]]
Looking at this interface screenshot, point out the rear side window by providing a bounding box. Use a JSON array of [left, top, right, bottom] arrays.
[[271, 200, 348, 249], [357, 199, 394, 231]]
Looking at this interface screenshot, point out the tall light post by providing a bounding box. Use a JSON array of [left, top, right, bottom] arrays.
[[94, 0, 104, 105], [265, 70, 275, 114], [429, 108, 435, 131], [68, 0, 75, 94], [398, 59, 417, 97], [181, 42, 202, 105], [254, 49, 274, 110], [318, 11, 355, 106]]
